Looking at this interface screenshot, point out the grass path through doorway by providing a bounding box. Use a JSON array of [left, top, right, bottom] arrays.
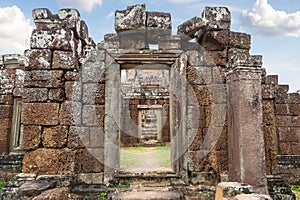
[[120, 145, 171, 173]]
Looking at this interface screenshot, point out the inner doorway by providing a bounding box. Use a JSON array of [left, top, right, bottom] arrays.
[[119, 67, 172, 173]]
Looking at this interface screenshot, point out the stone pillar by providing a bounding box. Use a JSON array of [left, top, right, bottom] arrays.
[[226, 55, 268, 194]]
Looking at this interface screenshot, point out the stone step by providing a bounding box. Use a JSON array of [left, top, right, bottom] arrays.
[[141, 136, 157, 140], [141, 131, 157, 134], [141, 129, 158, 133], [109, 191, 183, 200]]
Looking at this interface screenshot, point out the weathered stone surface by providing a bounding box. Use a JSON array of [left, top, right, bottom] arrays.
[[32, 187, 81, 200], [82, 105, 105, 126], [158, 35, 181, 50], [290, 103, 300, 115], [202, 7, 231, 30], [234, 194, 272, 200], [23, 88, 48, 102], [102, 33, 120, 49], [42, 126, 68, 148], [215, 182, 253, 200], [267, 175, 297, 200], [0, 105, 12, 118], [58, 9, 89, 43], [0, 95, 13, 104], [180, 35, 201, 51], [65, 81, 81, 102], [24, 70, 64, 88], [0, 70, 15, 95], [202, 30, 229, 51], [30, 28, 78, 51], [185, 51, 205, 66], [177, 16, 205, 37], [227, 65, 268, 194], [279, 142, 300, 154], [68, 126, 89, 149], [17, 179, 56, 198], [262, 84, 276, 99], [109, 191, 182, 200], [32, 8, 53, 20], [64, 71, 80, 81], [32, 8, 61, 29], [22, 125, 42, 150], [212, 66, 226, 84], [89, 127, 104, 148], [24, 49, 52, 70], [228, 48, 250, 66], [278, 127, 300, 143], [0, 118, 11, 130], [22, 148, 75, 175], [48, 88, 65, 102], [52, 50, 79, 70], [229, 31, 251, 50], [119, 31, 147, 49], [74, 149, 104, 173], [22, 103, 59, 125], [82, 83, 105, 105], [82, 55, 105, 83], [146, 11, 172, 43], [59, 101, 82, 125], [275, 103, 290, 115], [187, 66, 212, 85], [205, 50, 227, 66], [191, 85, 212, 106], [115, 4, 146, 32], [262, 100, 277, 174]]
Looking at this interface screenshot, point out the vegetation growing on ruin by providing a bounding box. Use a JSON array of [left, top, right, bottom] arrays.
[[97, 191, 108, 199], [0, 182, 5, 190], [290, 179, 300, 192]]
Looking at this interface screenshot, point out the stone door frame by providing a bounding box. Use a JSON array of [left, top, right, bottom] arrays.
[[104, 50, 184, 182]]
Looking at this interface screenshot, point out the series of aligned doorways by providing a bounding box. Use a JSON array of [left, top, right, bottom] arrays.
[[119, 67, 172, 173]]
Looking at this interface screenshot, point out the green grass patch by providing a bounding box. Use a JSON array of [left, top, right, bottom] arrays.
[[291, 184, 300, 192], [0, 182, 5, 190], [290, 179, 300, 192], [120, 145, 171, 169], [97, 191, 108, 199]]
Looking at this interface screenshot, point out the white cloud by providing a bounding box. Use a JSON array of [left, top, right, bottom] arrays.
[[166, 0, 199, 4], [241, 0, 300, 37], [57, 0, 102, 12], [105, 11, 114, 20], [0, 5, 33, 54]]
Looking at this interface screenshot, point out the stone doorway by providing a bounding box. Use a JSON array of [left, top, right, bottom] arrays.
[[138, 105, 162, 145], [104, 50, 186, 181]]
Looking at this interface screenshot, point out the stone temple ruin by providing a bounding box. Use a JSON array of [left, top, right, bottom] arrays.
[[0, 4, 299, 199]]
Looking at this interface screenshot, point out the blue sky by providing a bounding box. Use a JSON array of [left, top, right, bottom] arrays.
[[0, 0, 299, 92]]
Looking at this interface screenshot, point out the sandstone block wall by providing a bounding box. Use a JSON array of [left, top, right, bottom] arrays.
[[21, 8, 105, 175], [262, 72, 300, 181]]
